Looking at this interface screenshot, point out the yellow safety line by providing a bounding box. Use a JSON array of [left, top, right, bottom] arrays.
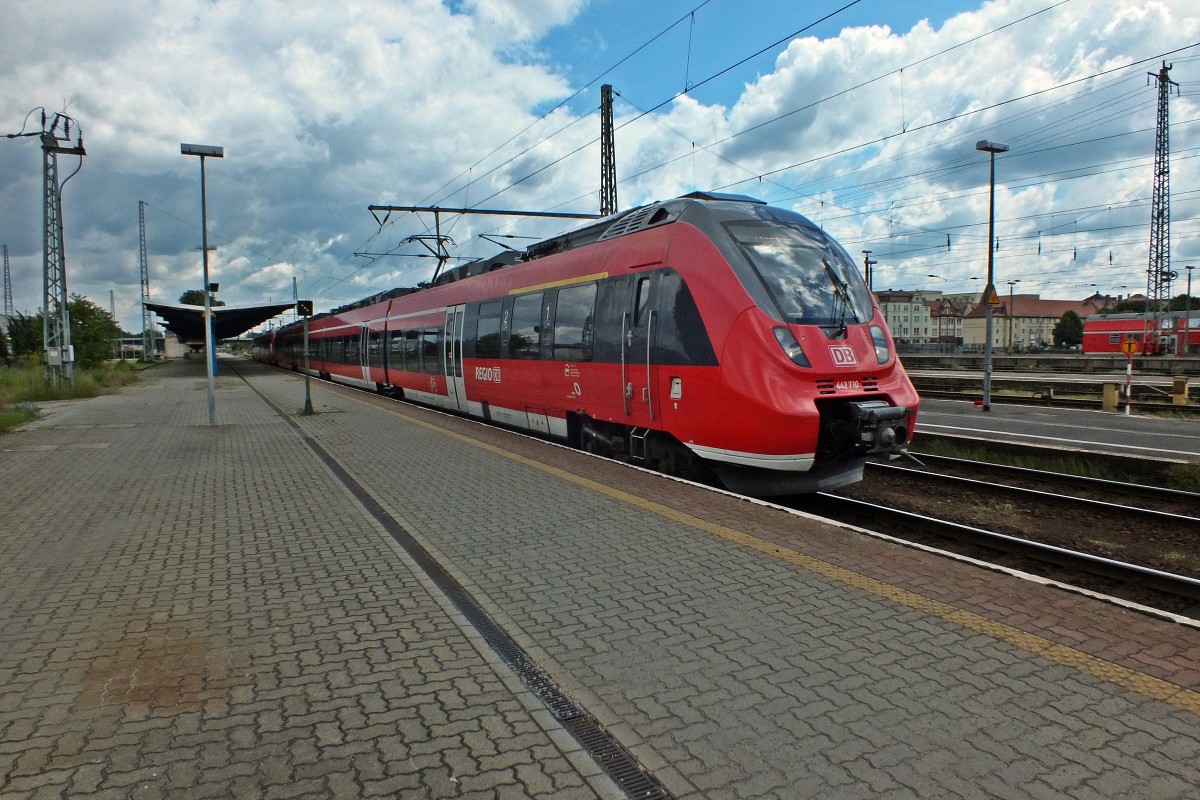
[[351, 394, 1200, 717]]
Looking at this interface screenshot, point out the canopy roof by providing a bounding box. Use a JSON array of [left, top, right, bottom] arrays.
[[146, 301, 294, 342]]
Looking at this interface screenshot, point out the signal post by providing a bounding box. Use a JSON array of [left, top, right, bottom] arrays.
[[1121, 337, 1138, 416]]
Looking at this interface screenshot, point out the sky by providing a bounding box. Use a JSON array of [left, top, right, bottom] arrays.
[[1, 0, 1198, 335]]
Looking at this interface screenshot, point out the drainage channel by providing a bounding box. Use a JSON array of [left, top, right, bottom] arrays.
[[241, 370, 673, 800]]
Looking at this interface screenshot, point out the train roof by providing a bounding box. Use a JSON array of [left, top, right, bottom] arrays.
[[295, 191, 788, 326]]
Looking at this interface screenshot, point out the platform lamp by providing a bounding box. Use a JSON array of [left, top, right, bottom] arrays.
[[181, 143, 223, 425], [976, 140, 1009, 411]]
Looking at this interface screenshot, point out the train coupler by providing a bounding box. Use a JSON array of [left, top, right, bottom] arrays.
[[848, 400, 912, 458]]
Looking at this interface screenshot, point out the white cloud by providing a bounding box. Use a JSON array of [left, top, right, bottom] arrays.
[[0, 0, 1196, 334]]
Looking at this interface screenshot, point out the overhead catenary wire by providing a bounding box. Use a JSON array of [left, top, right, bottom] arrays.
[[328, 5, 1199, 305]]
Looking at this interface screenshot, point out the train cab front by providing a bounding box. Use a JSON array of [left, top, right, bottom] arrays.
[[694, 197, 919, 492]]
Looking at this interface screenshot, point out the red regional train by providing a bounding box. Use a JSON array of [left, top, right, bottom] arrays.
[[1082, 311, 1200, 355], [260, 192, 919, 495]]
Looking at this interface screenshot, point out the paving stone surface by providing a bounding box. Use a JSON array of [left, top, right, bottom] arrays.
[[3, 357, 1199, 800], [0, 359, 621, 800]]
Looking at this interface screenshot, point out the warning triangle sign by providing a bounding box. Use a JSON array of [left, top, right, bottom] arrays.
[[981, 282, 1000, 306]]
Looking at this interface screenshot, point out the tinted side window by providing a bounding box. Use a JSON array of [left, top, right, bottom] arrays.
[[421, 328, 440, 373], [655, 269, 718, 366], [475, 300, 502, 358], [553, 283, 596, 361], [390, 331, 405, 369], [634, 277, 652, 325], [404, 330, 421, 371], [510, 292, 543, 359], [368, 331, 383, 369]]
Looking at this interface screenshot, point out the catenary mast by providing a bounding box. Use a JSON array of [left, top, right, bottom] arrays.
[[1145, 62, 1179, 353], [139, 201, 154, 362], [40, 113, 86, 385], [3, 244, 12, 324], [600, 84, 619, 217]]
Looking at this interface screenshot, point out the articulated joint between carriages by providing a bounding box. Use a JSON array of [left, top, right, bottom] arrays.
[[849, 400, 912, 459]]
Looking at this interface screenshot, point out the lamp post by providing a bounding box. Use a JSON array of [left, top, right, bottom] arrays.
[[862, 250, 877, 290], [976, 140, 1009, 411], [181, 143, 223, 425], [1006, 279, 1021, 351]]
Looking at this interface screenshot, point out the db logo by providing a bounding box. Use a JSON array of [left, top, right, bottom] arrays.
[[829, 345, 858, 366]]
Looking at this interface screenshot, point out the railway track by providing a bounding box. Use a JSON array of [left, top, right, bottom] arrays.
[[872, 454, 1200, 516], [799, 461, 1200, 620], [911, 387, 1200, 416]]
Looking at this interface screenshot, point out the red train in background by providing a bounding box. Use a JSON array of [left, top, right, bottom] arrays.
[[1082, 312, 1200, 355], [257, 192, 919, 495]]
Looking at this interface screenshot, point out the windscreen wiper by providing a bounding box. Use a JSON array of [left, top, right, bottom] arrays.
[[823, 260, 852, 337]]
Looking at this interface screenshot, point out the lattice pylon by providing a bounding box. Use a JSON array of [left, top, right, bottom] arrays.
[[600, 84, 618, 217], [1145, 62, 1179, 352]]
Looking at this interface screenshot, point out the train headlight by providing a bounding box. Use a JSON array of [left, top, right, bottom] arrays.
[[773, 327, 810, 367], [870, 325, 890, 365]]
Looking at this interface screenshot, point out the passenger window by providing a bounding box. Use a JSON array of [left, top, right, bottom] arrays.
[[422, 328, 440, 373], [368, 331, 383, 368], [510, 292, 543, 359], [404, 330, 421, 371], [634, 277, 652, 326], [553, 283, 596, 361], [477, 317, 501, 358], [390, 331, 405, 368], [476, 301, 502, 358]]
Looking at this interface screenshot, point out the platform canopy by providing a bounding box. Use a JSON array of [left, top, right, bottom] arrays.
[[145, 301, 294, 343]]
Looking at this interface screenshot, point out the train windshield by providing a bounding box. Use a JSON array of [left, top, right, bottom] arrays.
[[726, 220, 873, 328]]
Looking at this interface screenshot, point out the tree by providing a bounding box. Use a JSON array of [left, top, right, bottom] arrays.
[[6, 312, 42, 359], [7, 298, 127, 368], [179, 289, 225, 307], [65, 295, 126, 367], [1169, 293, 1194, 312], [1113, 298, 1147, 314], [1053, 310, 1083, 347]]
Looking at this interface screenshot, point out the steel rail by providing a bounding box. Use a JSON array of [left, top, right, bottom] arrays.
[[890, 452, 1200, 505], [808, 493, 1200, 606], [868, 460, 1200, 523]]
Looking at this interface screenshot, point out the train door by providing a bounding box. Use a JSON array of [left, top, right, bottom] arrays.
[[359, 324, 370, 384], [367, 326, 385, 387], [621, 273, 659, 421], [444, 305, 468, 412]]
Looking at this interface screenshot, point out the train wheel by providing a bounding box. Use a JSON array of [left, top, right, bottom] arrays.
[[657, 441, 698, 481]]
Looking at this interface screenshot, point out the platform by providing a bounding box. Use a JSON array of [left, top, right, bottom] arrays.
[[2, 357, 1199, 799]]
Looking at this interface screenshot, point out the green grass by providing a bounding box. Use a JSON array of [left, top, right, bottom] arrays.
[[1166, 462, 1200, 493], [912, 438, 1129, 480], [0, 404, 38, 433], [0, 360, 142, 433]]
